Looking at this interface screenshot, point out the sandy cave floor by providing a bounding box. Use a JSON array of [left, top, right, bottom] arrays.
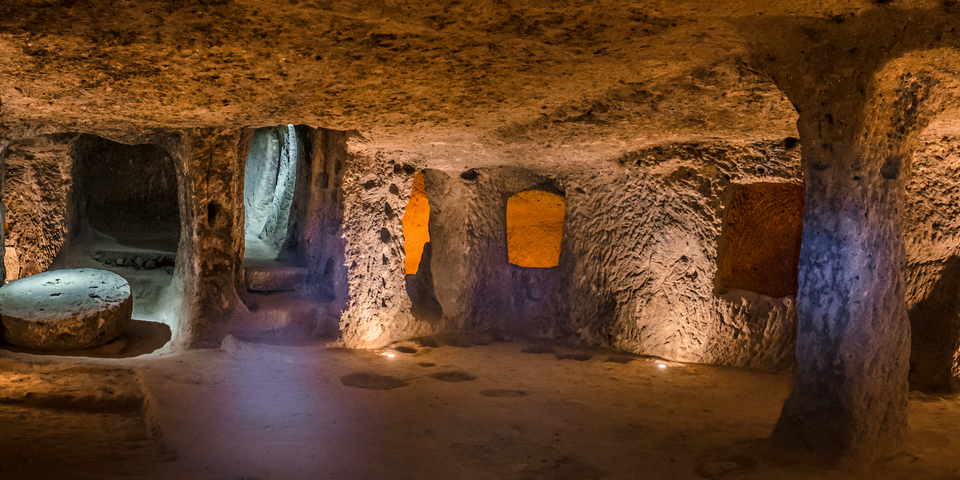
[[2, 340, 960, 480]]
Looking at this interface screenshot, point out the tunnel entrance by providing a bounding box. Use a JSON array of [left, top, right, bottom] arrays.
[[237, 125, 344, 341], [242, 125, 309, 295], [244, 125, 299, 264], [41, 134, 179, 353]]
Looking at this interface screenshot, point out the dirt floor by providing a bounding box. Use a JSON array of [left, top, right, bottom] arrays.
[[1, 339, 960, 480]]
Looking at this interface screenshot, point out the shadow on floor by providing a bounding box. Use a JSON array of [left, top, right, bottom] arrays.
[[1, 319, 172, 358]]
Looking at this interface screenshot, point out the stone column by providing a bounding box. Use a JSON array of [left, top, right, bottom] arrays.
[[733, 9, 960, 460], [423, 168, 482, 333], [772, 132, 911, 460], [163, 128, 246, 348], [337, 145, 423, 347]]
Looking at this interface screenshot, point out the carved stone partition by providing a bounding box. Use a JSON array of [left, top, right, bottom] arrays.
[[159, 129, 247, 348]]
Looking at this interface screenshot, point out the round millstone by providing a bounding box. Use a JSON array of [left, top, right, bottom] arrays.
[[0, 268, 133, 351]]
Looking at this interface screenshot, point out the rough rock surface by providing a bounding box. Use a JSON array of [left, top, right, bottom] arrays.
[[4, 246, 19, 281], [563, 142, 801, 367], [903, 137, 960, 392], [337, 145, 431, 347], [743, 11, 960, 460], [2, 135, 72, 277], [0, 268, 132, 350]]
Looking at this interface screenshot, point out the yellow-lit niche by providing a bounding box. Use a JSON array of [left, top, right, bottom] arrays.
[[506, 190, 566, 268], [402, 172, 430, 274]]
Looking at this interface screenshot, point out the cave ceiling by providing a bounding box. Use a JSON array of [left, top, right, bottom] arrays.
[[0, 0, 958, 169]]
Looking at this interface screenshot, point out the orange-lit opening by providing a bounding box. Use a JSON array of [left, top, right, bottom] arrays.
[[507, 191, 565, 268], [403, 172, 430, 274]]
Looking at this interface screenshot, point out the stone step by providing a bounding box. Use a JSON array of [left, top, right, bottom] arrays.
[[243, 263, 308, 292], [233, 291, 333, 340]]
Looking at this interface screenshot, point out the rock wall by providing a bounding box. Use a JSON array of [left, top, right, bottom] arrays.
[[5, 127, 960, 380], [563, 142, 801, 369], [346, 141, 802, 371], [156, 128, 247, 348], [903, 135, 960, 391], [2, 134, 73, 276]]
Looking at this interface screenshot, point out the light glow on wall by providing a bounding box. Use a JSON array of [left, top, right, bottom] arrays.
[[507, 190, 566, 268], [403, 172, 430, 275]]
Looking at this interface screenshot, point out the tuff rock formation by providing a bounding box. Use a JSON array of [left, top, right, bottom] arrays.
[[1, 0, 960, 463]]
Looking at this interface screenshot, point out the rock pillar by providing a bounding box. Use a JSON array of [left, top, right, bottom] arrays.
[[735, 10, 959, 460], [772, 134, 910, 460], [163, 128, 246, 348]]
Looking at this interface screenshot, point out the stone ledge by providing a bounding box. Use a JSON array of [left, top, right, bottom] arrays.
[[244, 265, 308, 292]]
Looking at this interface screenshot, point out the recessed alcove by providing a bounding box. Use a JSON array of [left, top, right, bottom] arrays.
[[28, 134, 179, 355], [66, 133, 180, 295], [715, 182, 804, 298]]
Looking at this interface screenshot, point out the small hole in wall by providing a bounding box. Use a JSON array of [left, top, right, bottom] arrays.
[[207, 201, 221, 224], [380, 227, 392, 243]]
